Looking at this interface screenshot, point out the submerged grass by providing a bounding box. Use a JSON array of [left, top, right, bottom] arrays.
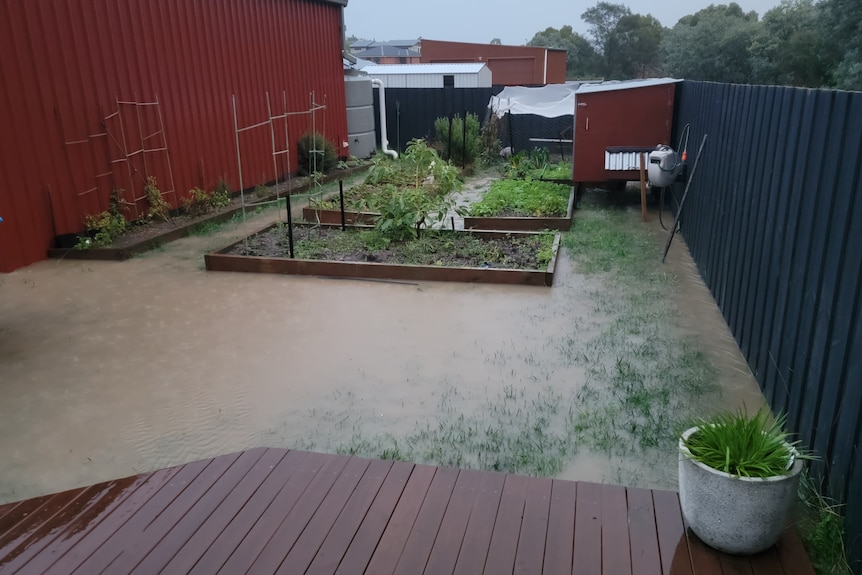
[[294, 190, 721, 485]]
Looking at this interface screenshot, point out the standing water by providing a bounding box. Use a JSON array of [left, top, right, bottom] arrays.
[[0, 196, 762, 503]]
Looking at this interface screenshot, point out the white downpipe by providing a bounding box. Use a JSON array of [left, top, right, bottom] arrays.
[[371, 78, 398, 159]]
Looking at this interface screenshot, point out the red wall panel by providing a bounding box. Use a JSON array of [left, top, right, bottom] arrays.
[[0, 0, 348, 272], [573, 84, 677, 183], [420, 39, 566, 86]]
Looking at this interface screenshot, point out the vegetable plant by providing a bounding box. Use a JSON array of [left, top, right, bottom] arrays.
[[469, 179, 570, 217]]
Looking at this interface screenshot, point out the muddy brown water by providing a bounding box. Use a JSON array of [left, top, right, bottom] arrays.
[[0, 195, 762, 503]]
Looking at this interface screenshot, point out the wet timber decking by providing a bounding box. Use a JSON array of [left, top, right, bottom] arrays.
[[0, 448, 814, 574]]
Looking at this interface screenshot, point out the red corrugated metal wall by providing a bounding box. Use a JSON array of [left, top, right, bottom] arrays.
[[0, 0, 348, 272], [573, 84, 676, 182], [420, 39, 566, 86]]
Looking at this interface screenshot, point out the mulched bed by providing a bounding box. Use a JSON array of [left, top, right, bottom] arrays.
[[227, 226, 555, 270]]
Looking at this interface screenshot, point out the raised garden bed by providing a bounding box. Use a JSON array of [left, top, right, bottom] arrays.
[[300, 206, 377, 226], [47, 164, 369, 261], [464, 185, 575, 232], [205, 223, 560, 286]]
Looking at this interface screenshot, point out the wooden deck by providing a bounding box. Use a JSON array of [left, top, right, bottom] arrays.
[[0, 448, 814, 574]]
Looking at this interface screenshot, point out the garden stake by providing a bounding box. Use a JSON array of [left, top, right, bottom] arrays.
[[286, 190, 295, 258], [462, 109, 467, 168], [448, 116, 453, 162], [662, 134, 707, 263], [451, 216, 455, 231], [339, 180, 345, 231]]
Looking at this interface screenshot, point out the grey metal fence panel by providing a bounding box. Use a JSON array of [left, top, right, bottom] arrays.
[[371, 87, 497, 153], [674, 81, 862, 571]]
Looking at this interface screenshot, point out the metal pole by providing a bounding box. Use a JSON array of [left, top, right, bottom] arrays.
[[286, 192, 295, 258], [447, 115, 453, 161], [232, 95, 246, 221], [462, 110, 467, 168], [339, 180, 346, 231], [662, 134, 708, 263]]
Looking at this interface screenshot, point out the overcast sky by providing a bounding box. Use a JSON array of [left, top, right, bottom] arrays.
[[345, 0, 781, 46]]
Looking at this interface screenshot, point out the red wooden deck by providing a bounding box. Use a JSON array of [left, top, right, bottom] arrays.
[[0, 448, 814, 574]]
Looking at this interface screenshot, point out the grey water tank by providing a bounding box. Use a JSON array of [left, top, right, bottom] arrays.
[[345, 75, 376, 159]]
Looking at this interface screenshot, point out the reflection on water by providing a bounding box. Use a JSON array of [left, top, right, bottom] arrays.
[[0, 202, 762, 503]]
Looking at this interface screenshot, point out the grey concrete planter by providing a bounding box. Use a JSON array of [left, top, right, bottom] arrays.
[[678, 426, 803, 555]]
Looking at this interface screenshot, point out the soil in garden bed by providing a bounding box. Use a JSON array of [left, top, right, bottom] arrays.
[[228, 226, 555, 270]]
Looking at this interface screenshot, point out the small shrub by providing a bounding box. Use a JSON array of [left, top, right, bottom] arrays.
[[145, 176, 172, 222], [479, 114, 502, 166], [297, 132, 337, 176], [76, 190, 129, 249], [183, 187, 213, 217], [210, 186, 231, 209], [434, 113, 480, 166]]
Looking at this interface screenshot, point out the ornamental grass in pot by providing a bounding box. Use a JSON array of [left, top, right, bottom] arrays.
[[678, 407, 812, 555]]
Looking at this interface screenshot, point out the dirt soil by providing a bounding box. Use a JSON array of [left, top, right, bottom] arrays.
[[230, 226, 553, 270], [0, 177, 764, 504]]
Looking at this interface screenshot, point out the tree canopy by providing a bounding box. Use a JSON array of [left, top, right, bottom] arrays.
[[524, 0, 862, 90], [527, 25, 600, 78]]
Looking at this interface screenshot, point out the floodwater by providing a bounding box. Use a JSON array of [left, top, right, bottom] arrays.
[[0, 195, 762, 503]]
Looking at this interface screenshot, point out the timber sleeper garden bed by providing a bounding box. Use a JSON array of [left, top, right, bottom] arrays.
[[205, 223, 560, 286], [464, 179, 575, 232], [47, 164, 369, 261]]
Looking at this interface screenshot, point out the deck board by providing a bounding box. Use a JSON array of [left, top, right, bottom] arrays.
[[451, 469, 505, 575], [573, 480, 603, 575], [187, 449, 310, 574], [652, 488, 692, 575], [392, 466, 459, 575], [0, 448, 815, 575], [306, 458, 394, 574], [364, 463, 436, 574], [483, 472, 530, 574], [333, 460, 416, 575], [514, 476, 552, 575], [424, 468, 485, 575], [627, 486, 663, 575], [541, 480, 576, 575]]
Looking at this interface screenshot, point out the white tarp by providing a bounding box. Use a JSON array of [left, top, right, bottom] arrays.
[[488, 84, 579, 119]]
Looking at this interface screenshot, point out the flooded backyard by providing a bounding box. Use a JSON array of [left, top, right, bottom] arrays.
[[0, 188, 764, 504]]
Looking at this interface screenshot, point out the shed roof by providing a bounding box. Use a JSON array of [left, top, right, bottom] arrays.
[[362, 63, 488, 75], [354, 46, 420, 58], [575, 78, 681, 94]]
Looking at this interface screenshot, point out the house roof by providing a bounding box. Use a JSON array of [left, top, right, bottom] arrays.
[[354, 46, 420, 58], [575, 78, 681, 94], [362, 63, 488, 75]]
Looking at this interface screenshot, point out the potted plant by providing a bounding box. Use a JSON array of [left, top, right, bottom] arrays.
[[678, 407, 810, 555]]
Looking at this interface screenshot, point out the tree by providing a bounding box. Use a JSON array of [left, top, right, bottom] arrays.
[[527, 25, 601, 78], [490, 38, 502, 45], [661, 3, 760, 83], [749, 0, 828, 87], [611, 14, 665, 78], [581, 2, 631, 75], [817, 0, 862, 90]]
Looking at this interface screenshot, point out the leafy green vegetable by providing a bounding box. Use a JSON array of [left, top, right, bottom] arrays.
[[469, 179, 570, 217]]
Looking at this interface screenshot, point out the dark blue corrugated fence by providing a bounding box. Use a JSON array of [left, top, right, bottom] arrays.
[[372, 87, 498, 153], [674, 80, 862, 570]]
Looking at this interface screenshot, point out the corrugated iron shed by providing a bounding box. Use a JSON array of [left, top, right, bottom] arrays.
[[573, 79, 681, 184], [420, 39, 567, 86], [362, 63, 492, 88], [0, 0, 349, 272]]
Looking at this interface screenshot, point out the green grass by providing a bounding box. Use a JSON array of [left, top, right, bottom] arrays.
[[682, 407, 805, 477], [469, 179, 570, 217], [796, 474, 853, 574]]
